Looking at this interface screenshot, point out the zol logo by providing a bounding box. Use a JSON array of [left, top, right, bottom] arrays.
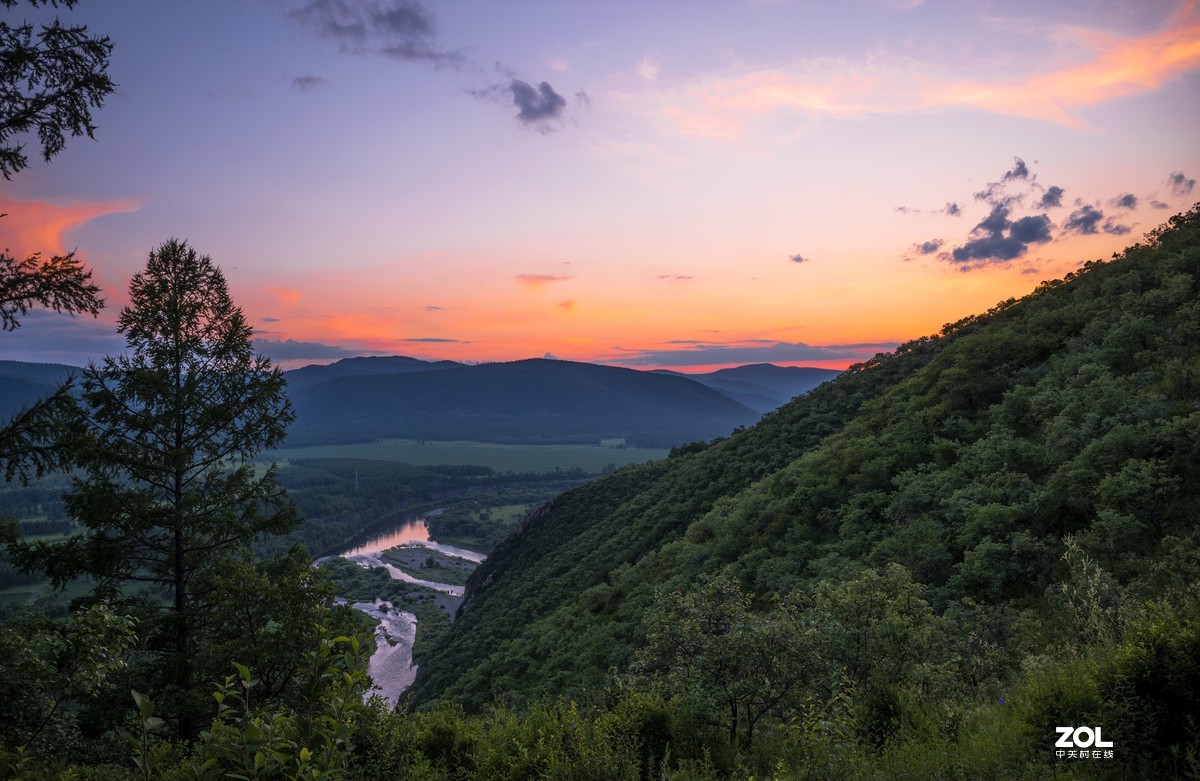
[[1055, 726, 1113, 748]]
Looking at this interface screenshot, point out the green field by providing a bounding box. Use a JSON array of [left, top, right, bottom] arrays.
[[262, 439, 668, 473]]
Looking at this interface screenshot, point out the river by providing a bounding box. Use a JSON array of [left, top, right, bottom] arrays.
[[327, 515, 485, 707]]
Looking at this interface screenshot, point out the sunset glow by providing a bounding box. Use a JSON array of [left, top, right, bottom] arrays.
[[2, 0, 1197, 372]]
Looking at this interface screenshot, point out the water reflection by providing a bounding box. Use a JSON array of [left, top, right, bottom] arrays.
[[347, 520, 430, 556], [345, 517, 486, 563]]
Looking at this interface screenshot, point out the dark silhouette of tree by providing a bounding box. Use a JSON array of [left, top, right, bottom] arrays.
[[11, 239, 298, 737], [1, 0, 114, 179], [0, 0, 110, 479]]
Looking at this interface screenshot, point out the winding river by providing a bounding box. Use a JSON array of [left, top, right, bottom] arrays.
[[330, 516, 485, 706]]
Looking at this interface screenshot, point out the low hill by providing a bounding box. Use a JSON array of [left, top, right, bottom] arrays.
[[281, 355, 463, 392], [408, 206, 1200, 727], [0, 361, 77, 421], [286, 358, 759, 448]]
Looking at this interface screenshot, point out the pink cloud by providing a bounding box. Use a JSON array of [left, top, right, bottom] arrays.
[[646, 5, 1200, 136], [0, 197, 140, 259]]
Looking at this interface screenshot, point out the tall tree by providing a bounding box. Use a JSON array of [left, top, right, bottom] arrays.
[[11, 239, 298, 737]]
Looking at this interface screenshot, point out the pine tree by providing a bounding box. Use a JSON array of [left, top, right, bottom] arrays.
[[12, 238, 297, 736]]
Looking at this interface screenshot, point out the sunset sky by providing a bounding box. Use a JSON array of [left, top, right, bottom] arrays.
[[3, 0, 1198, 371]]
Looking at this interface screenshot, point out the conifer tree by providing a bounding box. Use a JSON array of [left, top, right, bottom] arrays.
[[12, 238, 297, 736]]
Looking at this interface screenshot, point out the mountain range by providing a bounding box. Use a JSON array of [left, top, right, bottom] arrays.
[[1, 356, 836, 449]]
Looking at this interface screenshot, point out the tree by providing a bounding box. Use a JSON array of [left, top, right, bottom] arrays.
[[635, 574, 820, 749], [11, 239, 298, 737], [1, 0, 110, 479], [1, 0, 115, 179]]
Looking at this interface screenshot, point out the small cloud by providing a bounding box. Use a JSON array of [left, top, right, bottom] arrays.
[[943, 202, 961, 216], [1102, 219, 1131, 235], [403, 337, 462, 343], [291, 75, 327, 92], [1002, 156, 1030, 181], [974, 157, 1038, 206], [1110, 193, 1138, 210], [516, 273, 571, 290], [558, 299, 575, 311], [611, 339, 900, 368], [1038, 185, 1065, 208], [543, 352, 559, 360], [468, 75, 574, 130], [915, 238, 944, 255], [424, 305, 443, 311], [270, 288, 303, 306], [894, 206, 918, 214], [637, 56, 660, 81], [574, 90, 591, 109], [949, 204, 1051, 268], [1063, 204, 1104, 235], [658, 274, 692, 281], [510, 79, 567, 130], [290, 0, 465, 68], [1150, 199, 1170, 209], [255, 338, 385, 361], [788, 253, 808, 264], [1168, 170, 1196, 195], [261, 317, 280, 323]]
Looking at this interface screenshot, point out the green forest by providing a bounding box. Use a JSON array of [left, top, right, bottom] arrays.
[[1, 204, 1196, 778]]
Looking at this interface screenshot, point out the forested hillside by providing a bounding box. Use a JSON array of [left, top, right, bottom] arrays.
[[406, 208, 1200, 774]]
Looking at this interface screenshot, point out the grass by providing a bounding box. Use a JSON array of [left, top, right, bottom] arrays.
[[381, 547, 476, 587], [262, 439, 668, 474]]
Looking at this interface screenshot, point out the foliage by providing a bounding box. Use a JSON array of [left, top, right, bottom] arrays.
[[1, 250, 103, 334], [634, 573, 819, 748], [188, 630, 373, 780], [0, 0, 114, 179], [0, 602, 136, 774]]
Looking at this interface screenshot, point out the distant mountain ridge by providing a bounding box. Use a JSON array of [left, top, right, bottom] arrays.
[[2, 355, 837, 449], [282, 355, 465, 392], [284, 358, 760, 448], [655, 363, 839, 412], [0, 361, 77, 421]]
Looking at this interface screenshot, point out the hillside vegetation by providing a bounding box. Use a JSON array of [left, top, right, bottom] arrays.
[[401, 207, 1200, 777]]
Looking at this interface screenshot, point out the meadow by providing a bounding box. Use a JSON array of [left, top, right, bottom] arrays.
[[262, 439, 668, 474]]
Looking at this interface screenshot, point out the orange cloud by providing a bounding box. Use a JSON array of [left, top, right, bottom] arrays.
[[269, 287, 303, 306], [515, 273, 572, 291], [0, 197, 139, 258], [648, 6, 1200, 136]]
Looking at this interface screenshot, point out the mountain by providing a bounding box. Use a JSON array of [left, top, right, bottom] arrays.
[[286, 358, 759, 448], [407, 207, 1200, 720], [658, 364, 840, 412], [2, 356, 759, 449], [281, 355, 464, 392], [0, 361, 77, 421]]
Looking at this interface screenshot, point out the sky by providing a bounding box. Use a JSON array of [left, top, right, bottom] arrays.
[[2, 0, 1198, 371]]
